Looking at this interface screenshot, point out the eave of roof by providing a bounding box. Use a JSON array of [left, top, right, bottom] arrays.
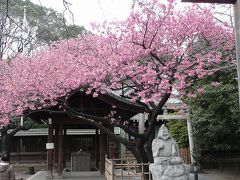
[[6, 128, 121, 136], [27, 92, 145, 123], [99, 93, 145, 113]]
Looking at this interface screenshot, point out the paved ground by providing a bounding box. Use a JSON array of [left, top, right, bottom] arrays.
[[26, 171, 105, 180], [15, 172, 31, 180], [21, 170, 239, 180], [193, 169, 239, 180], [13, 164, 239, 180]]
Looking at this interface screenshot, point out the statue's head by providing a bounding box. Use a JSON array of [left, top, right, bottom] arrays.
[[157, 124, 170, 140]]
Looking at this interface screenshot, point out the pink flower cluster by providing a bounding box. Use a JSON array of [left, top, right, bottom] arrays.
[[0, 0, 235, 126]]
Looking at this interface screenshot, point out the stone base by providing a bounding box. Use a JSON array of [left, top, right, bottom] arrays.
[[150, 163, 190, 180], [45, 175, 53, 179], [45, 171, 53, 179]]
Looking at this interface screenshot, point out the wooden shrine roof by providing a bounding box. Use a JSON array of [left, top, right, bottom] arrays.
[[28, 92, 145, 125]]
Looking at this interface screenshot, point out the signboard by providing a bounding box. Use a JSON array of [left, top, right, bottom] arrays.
[[46, 143, 54, 150], [182, 0, 236, 4]]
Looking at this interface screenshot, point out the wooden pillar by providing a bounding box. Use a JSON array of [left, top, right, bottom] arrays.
[[108, 126, 115, 159], [58, 124, 63, 176], [47, 118, 54, 179], [99, 130, 105, 174], [95, 129, 99, 169], [63, 128, 67, 169], [54, 126, 59, 164]]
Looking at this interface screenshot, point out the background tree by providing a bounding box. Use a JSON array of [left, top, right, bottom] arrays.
[[167, 119, 189, 148], [186, 68, 240, 158], [0, 0, 235, 165], [0, 0, 85, 59]]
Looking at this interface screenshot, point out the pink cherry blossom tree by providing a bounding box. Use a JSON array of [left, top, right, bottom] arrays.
[[0, 0, 235, 163]]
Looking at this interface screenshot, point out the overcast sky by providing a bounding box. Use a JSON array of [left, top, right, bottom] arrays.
[[30, 0, 133, 30], [29, 0, 230, 30]]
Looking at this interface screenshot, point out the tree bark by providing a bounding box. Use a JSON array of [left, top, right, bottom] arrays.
[[1, 131, 11, 159]]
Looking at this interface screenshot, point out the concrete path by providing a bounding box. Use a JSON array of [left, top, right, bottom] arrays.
[[25, 171, 239, 180], [26, 171, 105, 180], [192, 170, 239, 180]]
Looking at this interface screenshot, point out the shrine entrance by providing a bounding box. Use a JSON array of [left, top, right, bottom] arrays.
[[28, 92, 145, 179]]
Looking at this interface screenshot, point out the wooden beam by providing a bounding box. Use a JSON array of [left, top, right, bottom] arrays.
[[157, 114, 187, 120], [182, 0, 236, 3], [52, 117, 109, 126]]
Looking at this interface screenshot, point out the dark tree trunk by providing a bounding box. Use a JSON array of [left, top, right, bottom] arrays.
[[1, 131, 12, 160], [0, 122, 35, 161]]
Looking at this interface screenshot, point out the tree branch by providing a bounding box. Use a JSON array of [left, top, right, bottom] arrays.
[[145, 91, 171, 140], [8, 122, 35, 136], [150, 51, 165, 66], [136, 100, 151, 113], [65, 105, 111, 124], [67, 110, 132, 147]]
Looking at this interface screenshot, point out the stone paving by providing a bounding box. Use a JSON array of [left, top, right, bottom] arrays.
[[20, 170, 239, 180], [12, 164, 239, 180], [26, 171, 105, 180], [194, 169, 239, 180]]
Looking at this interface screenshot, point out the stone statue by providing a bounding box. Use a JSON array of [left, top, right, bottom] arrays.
[[149, 124, 189, 180]]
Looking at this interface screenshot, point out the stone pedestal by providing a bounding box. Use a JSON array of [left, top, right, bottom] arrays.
[[150, 162, 190, 180]]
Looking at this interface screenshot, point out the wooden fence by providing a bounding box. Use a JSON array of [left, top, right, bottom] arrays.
[[106, 148, 191, 180], [125, 148, 191, 164], [2, 135, 97, 162], [179, 148, 191, 164], [105, 157, 152, 180]]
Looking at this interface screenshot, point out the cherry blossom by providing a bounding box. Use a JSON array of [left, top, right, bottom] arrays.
[[0, 0, 235, 126]]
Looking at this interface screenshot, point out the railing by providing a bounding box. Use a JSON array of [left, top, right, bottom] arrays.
[[105, 157, 114, 180], [105, 157, 152, 180]]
